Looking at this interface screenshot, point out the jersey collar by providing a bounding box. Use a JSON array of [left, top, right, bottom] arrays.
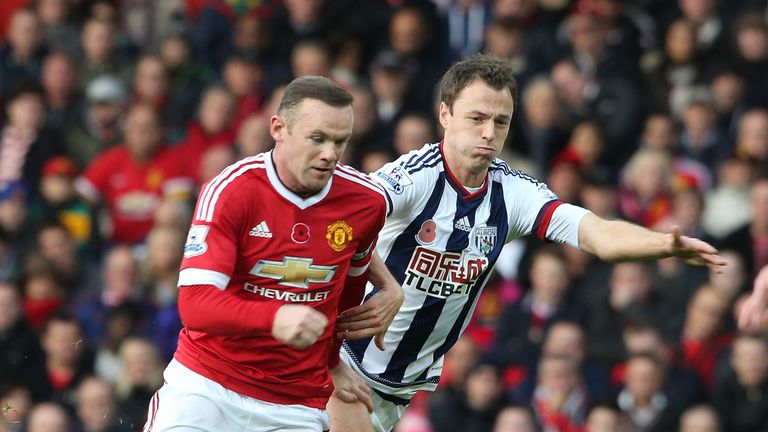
[[265, 150, 333, 209], [439, 141, 489, 201]]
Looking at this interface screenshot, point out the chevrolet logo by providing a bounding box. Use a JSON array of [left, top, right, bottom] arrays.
[[250, 257, 336, 288]]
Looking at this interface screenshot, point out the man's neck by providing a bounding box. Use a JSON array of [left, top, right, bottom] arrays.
[[442, 149, 487, 188], [270, 148, 312, 198]]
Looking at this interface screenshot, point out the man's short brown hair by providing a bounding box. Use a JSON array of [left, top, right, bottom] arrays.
[[438, 54, 518, 112], [278, 76, 353, 127]]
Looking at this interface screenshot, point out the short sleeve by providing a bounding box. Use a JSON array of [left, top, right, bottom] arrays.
[[178, 181, 246, 289], [505, 176, 589, 248], [75, 153, 112, 201], [370, 161, 417, 217], [347, 196, 386, 277]]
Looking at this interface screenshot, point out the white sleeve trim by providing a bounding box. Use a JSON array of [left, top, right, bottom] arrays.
[[545, 204, 592, 249], [74, 177, 101, 202], [348, 263, 370, 277], [163, 177, 195, 195], [178, 268, 230, 290]]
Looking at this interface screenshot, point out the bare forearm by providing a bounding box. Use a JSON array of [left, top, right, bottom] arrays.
[[368, 253, 400, 291], [579, 215, 671, 262]]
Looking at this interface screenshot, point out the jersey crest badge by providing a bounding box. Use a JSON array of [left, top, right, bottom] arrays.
[[146, 169, 163, 189], [473, 226, 497, 255], [327, 220, 353, 252]]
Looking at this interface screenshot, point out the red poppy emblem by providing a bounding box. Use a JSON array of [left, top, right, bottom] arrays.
[[292, 223, 310, 244], [417, 220, 437, 244]]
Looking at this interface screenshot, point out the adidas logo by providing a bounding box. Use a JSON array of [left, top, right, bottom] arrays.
[[454, 216, 471, 232], [249, 221, 273, 238]]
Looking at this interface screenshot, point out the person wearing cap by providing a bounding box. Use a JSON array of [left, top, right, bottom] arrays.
[[369, 50, 415, 128], [63, 74, 127, 169], [30, 156, 98, 253]]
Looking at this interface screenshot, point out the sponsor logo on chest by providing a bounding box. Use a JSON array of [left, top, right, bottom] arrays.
[[404, 246, 489, 299]]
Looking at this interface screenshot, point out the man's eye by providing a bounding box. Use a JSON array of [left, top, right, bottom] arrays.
[[311, 136, 324, 143]]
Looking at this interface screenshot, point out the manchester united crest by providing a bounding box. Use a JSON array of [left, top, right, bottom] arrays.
[[326, 220, 353, 252]]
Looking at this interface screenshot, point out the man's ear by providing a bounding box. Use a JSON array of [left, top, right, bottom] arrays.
[[438, 101, 451, 130], [270, 115, 285, 142]]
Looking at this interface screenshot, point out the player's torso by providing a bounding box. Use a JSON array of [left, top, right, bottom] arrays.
[[347, 163, 513, 390], [103, 150, 169, 220], [227, 174, 378, 317], [380, 168, 510, 301]]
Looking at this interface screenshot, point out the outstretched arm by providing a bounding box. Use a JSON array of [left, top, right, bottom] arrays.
[[578, 213, 725, 269], [738, 265, 768, 330]]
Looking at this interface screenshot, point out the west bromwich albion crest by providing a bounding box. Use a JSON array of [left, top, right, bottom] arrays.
[[473, 226, 497, 255]]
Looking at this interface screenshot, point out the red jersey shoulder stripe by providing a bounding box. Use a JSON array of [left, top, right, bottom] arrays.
[[334, 168, 387, 202], [195, 154, 265, 222], [335, 164, 387, 199], [336, 163, 382, 188]]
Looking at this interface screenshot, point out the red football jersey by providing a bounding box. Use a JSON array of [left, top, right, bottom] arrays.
[[75, 146, 194, 243], [175, 152, 387, 409]]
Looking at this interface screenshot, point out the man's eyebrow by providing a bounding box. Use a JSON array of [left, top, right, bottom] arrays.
[[308, 130, 350, 141], [467, 111, 511, 121]]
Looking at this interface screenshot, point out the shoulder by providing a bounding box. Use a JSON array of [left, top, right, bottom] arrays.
[[489, 159, 552, 191], [373, 143, 442, 193], [334, 163, 387, 206], [195, 154, 267, 217], [94, 146, 128, 163], [396, 142, 442, 176], [200, 154, 267, 192]]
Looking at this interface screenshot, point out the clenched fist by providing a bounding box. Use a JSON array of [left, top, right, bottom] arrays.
[[272, 304, 329, 349]]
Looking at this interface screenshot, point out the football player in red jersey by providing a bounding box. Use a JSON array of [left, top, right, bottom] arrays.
[[143, 76, 403, 432]]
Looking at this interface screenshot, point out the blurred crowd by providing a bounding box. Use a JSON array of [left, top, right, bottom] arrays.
[[1, 0, 768, 431]]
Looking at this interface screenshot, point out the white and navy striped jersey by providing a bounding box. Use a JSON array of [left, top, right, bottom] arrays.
[[342, 142, 591, 399]]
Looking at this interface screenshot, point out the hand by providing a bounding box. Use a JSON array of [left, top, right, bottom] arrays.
[[669, 226, 726, 272], [272, 304, 328, 350], [738, 265, 768, 330], [336, 285, 403, 351], [330, 362, 373, 413]]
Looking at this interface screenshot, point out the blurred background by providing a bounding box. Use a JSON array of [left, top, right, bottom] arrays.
[[1, 0, 768, 431]]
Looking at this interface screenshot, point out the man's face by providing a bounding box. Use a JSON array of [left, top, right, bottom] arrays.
[[390, 10, 426, 56], [135, 58, 168, 102], [42, 55, 75, 97], [81, 21, 113, 62], [7, 94, 45, 132], [738, 111, 768, 159], [199, 89, 233, 134], [732, 338, 768, 387], [439, 80, 514, 179], [271, 99, 352, 196], [43, 321, 82, 365], [124, 106, 162, 160], [585, 407, 619, 432], [8, 11, 40, 56], [626, 358, 662, 400]]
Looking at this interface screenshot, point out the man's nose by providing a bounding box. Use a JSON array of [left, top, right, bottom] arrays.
[[318, 144, 338, 162], [481, 120, 496, 141]]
